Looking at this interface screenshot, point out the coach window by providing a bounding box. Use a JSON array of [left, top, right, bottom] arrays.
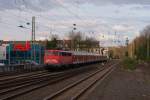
[[60, 52, 66, 56], [60, 52, 72, 56], [66, 53, 71, 56], [63, 52, 67, 56], [67, 53, 72, 56], [59, 52, 61, 56]]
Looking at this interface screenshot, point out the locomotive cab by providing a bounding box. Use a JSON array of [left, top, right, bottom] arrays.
[[44, 50, 73, 67]]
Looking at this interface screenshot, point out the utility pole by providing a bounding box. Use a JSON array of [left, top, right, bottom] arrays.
[[31, 16, 36, 62], [134, 39, 136, 59], [131, 41, 134, 58], [71, 24, 76, 51], [32, 16, 36, 42], [125, 37, 129, 57], [147, 35, 150, 59]]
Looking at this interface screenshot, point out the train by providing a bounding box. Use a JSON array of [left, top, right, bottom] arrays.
[[44, 49, 107, 69], [0, 42, 108, 70]]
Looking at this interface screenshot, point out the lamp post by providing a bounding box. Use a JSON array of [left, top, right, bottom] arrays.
[[18, 16, 36, 62], [8, 43, 11, 65], [31, 16, 36, 62], [71, 24, 76, 51]]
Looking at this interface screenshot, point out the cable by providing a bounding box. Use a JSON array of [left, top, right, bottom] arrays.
[[55, 0, 93, 26]]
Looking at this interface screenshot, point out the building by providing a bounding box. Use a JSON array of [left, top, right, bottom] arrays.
[[0, 41, 44, 64]]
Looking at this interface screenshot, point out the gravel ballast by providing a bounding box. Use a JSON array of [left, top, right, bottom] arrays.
[[84, 62, 150, 100]]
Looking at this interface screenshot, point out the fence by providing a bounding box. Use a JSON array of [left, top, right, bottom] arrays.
[[0, 64, 45, 73]]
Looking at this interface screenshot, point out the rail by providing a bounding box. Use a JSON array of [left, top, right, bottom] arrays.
[[0, 66, 97, 100], [43, 63, 118, 100], [0, 64, 45, 73]]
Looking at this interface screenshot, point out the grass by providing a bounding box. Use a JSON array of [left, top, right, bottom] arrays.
[[122, 57, 137, 71]]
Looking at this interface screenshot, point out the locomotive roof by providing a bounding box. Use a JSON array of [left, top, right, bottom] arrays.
[[71, 51, 101, 56], [46, 49, 101, 56], [46, 49, 71, 53]]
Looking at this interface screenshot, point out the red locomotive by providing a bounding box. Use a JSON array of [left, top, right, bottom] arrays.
[[44, 50, 107, 69], [44, 50, 73, 66]]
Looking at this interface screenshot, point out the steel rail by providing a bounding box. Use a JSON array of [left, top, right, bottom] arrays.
[[43, 63, 118, 100], [0, 66, 98, 100]]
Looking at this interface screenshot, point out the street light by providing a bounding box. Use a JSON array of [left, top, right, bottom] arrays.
[[18, 25, 24, 28], [26, 22, 30, 25], [17, 18, 36, 62], [71, 24, 77, 50]]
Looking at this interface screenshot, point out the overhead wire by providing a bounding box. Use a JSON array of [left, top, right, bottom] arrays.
[[1, 0, 102, 40], [1, 0, 88, 32], [55, 0, 93, 26]]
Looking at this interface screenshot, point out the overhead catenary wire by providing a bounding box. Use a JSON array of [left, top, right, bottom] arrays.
[[0, 0, 68, 33], [1, 0, 94, 32], [1, 0, 107, 41], [55, 0, 94, 27]]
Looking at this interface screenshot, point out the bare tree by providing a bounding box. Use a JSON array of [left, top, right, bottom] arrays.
[[46, 34, 59, 49], [85, 37, 99, 52], [68, 31, 83, 50], [129, 25, 150, 60], [50, 34, 59, 41], [141, 25, 150, 37], [67, 31, 100, 51], [141, 25, 150, 59]]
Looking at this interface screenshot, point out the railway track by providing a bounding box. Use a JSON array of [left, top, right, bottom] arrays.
[[0, 69, 45, 77], [0, 71, 55, 90], [0, 72, 26, 77], [0, 70, 48, 82], [0, 65, 99, 100], [43, 63, 118, 100]]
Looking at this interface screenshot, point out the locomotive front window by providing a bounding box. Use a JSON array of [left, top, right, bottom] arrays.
[[59, 52, 72, 56], [45, 51, 72, 56]]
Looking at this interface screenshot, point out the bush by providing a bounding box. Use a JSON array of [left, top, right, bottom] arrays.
[[122, 57, 137, 71]]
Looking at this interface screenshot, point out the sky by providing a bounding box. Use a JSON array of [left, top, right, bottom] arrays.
[[0, 0, 150, 46]]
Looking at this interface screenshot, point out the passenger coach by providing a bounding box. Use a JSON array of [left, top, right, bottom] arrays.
[[44, 50, 107, 69]]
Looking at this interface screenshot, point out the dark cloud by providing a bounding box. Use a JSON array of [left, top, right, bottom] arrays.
[[0, 0, 59, 11], [0, 0, 150, 12], [0, 0, 17, 9], [66, 0, 150, 5]]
